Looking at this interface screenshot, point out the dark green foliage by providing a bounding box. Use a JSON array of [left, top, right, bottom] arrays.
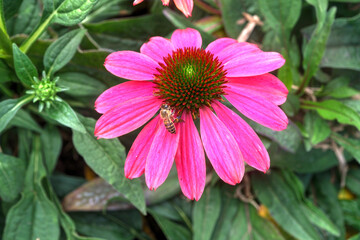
[[0, 0, 359, 239]]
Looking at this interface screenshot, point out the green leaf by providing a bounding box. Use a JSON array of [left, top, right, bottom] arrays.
[[52, 0, 98, 26], [318, 77, 359, 99], [250, 121, 302, 153], [193, 187, 221, 240], [346, 169, 360, 196], [211, 193, 285, 240], [57, 72, 106, 97], [340, 199, 360, 230], [70, 210, 145, 240], [163, 9, 215, 46], [72, 115, 146, 214], [252, 170, 321, 240], [11, 0, 41, 35], [281, 93, 300, 117], [0, 59, 17, 83], [302, 200, 340, 236], [3, 137, 60, 240], [12, 43, 38, 87], [10, 109, 42, 133], [257, 0, 301, 36], [84, 13, 175, 51], [20, 0, 98, 52], [44, 100, 86, 133], [0, 0, 8, 36], [219, 0, 251, 38], [349, 234, 360, 240], [41, 124, 62, 173], [3, 192, 60, 240], [302, 100, 360, 131], [305, 0, 328, 26], [17, 129, 34, 162], [320, 14, 360, 70], [0, 96, 33, 133], [0, 154, 25, 202], [44, 29, 86, 77], [2, 0, 22, 20], [313, 173, 346, 240], [270, 143, 350, 173], [304, 111, 331, 150], [149, 210, 191, 240], [302, 7, 336, 83], [0, 0, 11, 56], [331, 133, 360, 164], [83, 0, 134, 23]]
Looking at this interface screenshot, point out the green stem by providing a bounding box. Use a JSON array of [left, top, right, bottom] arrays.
[[0, 0, 12, 56], [20, 12, 55, 53], [194, 0, 221, 15], [17, 94, 35, 107], [296, 70, 310, 96]]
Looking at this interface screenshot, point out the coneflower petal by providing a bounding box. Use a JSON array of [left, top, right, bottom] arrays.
[[212, 101, 270, 172], [225, 86, 288, 131], [200, 107, 244, 185], [145, 119, 180, 190], [125, 116, 161, 179], [94, 96, 162, 139], [175, 111, 206, 201]]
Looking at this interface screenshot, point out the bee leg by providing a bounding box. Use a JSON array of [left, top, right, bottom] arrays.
[[173, 115, 184, 123]]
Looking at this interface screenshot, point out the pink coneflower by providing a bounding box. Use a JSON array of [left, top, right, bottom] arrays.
[[95, 28, 288, 200], [133, 0, 193, 17]]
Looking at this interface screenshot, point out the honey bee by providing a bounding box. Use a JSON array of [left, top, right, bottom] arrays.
[[160, 104, 179, 134]]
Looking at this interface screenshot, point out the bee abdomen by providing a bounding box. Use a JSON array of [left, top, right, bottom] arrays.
[[164, 122, 176, 134]]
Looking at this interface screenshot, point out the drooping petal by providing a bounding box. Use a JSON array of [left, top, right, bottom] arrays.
[[171, 28, 202, 50], [226, 74, 288, 105], [104, 51, 159, 80], [212, 101, 270, 172], [200, 107, 244, 185], [140, 37, 175, 64], [95, 96, 162, 139], [224, 51, 285, 77], [161, 0, 170, 5], [145, 121, 180, 190], [175, 111, 206, 200], [133, 0, 144, 5], [213, 42, 261, 65], [125, 116, 161, 179], [173, 0, 193, 17], [225, 86, 288, 131], [205, 38, 238, 57], [95, 81, 156, 114]]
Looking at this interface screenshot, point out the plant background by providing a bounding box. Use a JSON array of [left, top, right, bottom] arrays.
[[0, 0, 360, 239]]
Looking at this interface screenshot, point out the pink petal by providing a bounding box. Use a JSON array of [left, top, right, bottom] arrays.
[[175, 111, 206, 200], [171, 28, 202, 50], [226, 74, 288, 105], [224, 51, 285, 77], [95, 96, 162, 139], [125, 116, 161, 179], [140, 37, 175, 65], [212, 101, 270, 172], [95, 81, 156, 114], [225, 86, 288, 131], [133, 0, 144, 5], [199, 107, 244, 185], [145, 120, 180, 190], [173, 0, 193, 17], [213, 42, 261, 65], [104, 51, 159, 80], [205, 38, 238, 57], [161, 0, 170, 5]]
